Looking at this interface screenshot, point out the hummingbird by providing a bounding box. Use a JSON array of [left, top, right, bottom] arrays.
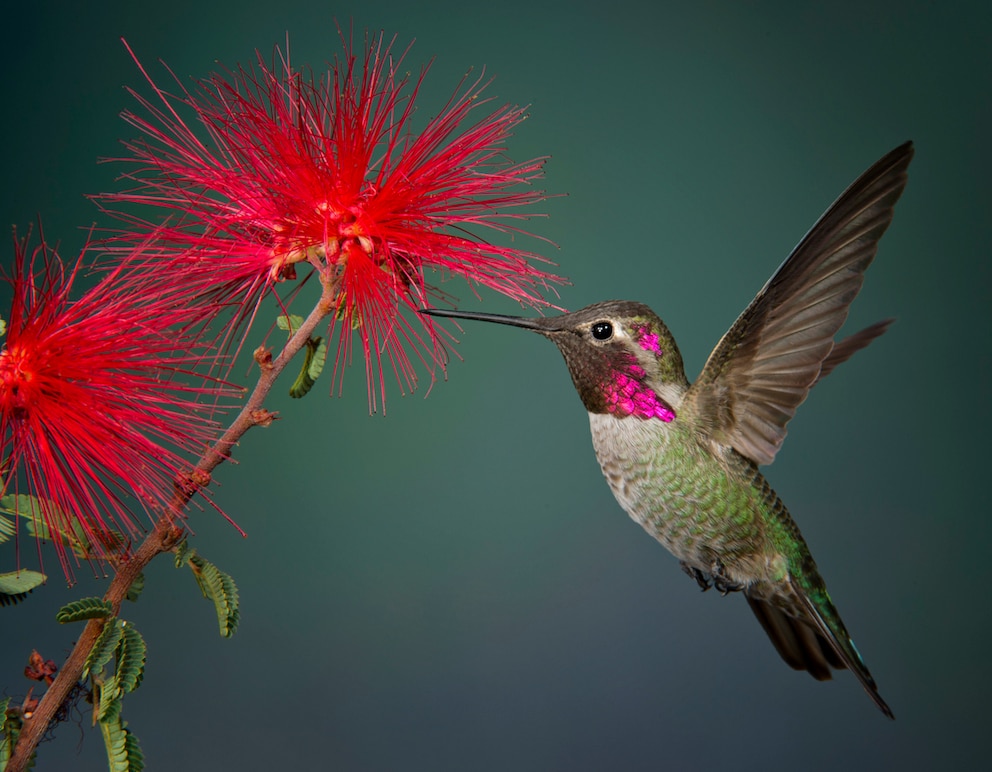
[[423, 141, 913, 719]]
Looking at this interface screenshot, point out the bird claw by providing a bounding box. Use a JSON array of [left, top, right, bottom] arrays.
[[680, 561, 712, 592], [680, 559, 744, 596], [711, 558, 744, 596]]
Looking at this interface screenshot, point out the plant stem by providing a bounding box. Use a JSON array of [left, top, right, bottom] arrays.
[[5, 281, 334, 772]]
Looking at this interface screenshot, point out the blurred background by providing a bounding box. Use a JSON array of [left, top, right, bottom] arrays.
[[1, 1, 989, 769]]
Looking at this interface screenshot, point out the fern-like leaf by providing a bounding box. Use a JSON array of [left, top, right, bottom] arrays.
[[290, 336, 324, 399], [22, 505, 127, 561], [0, 512, 14, 545], [0, 493, 43, 521], [116, 623, 146, 694], [0, 591, 30, 608], [173, 538, 191, 569], [308, 337, 327, 380], [187, 554, 240, 638], [56, 597, 113, 624], [0, 570, 45, 594], [100, 714, 145, 772], [84, 619, 122, 680], [96, 673, 122, 723], [0, 570, 46, 608], [123, 724, 144, 772], [55, 598, 114, 625], [125, 573, 145, 604], [99, 712, 135, 772]]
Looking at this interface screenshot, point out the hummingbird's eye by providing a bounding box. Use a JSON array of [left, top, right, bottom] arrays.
[[591, 321, 614, 341]]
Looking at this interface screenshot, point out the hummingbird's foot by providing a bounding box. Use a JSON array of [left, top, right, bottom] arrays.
[[680, 561, 713, 592], [711, 559, 744, 596]]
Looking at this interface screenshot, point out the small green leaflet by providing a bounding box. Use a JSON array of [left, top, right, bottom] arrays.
[[276, 314, 305, 335]]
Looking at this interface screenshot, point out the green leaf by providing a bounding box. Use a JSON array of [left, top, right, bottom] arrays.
[[0, 712, 15, 770], [276, 314, 305, 334], [125, 573, 145, 604], [0, 512, 14, 545], [308, 337, 327, 380], [123, 724, 144, 772], [187, 553, 240, 638], [289, 336, 324, 399], [23, 516, 52, 542], [100, 711, 131, 772], [97, 673, 122, 722], [1, 696, 35, 771], [0, 316, 6, 337], [0, 570, 46, 595], [0, 493, 37, 513], [0, 494, 90, 554], [56, 597, 113, 624], [98, 703, 144, 772], [9, 495, 125, 561], [84, 619, 122, 680], [0, 570, 46, 608], [115, 623, 146, 695], [22, 507, 93, 559], [0, 494, 43, 522], [173, 538, 191, 569]]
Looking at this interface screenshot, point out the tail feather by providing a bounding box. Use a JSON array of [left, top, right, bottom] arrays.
[[792, 586, 894, 719], [746, 594, 836, 680], [745, 587, 893, 719]]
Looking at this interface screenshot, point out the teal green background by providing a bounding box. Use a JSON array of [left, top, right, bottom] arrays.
[[2, 1, 989, 769]]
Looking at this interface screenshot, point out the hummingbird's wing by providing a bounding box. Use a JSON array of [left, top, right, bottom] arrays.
[[815, 317, 894, 383], [683, 142, 913, 465]]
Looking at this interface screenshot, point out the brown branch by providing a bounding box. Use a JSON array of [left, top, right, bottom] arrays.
[[5, 278, 336, 772]]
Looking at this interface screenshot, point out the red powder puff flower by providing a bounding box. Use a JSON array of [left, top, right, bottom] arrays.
[[98, 30, 566, 411], [0, 230, 230, 580]]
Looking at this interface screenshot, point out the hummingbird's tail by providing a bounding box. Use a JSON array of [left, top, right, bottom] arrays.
[[746, 594, 842, 679], [745, 587, 894, 719]]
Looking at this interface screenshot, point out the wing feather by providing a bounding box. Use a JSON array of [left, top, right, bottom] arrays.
[[684, 142, 913, 464]]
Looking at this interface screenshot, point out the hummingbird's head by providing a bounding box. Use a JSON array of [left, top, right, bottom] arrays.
[[422, 300, 689, 422]]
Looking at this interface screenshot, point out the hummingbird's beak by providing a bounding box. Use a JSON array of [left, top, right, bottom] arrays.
[[420, 307, 555, 333]]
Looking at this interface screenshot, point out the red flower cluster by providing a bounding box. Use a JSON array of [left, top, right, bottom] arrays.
[[0, 232, 229, 578], [2, 30, 563, 580], [100, 31, 565, 410]]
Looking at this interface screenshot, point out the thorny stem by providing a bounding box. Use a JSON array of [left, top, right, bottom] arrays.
[[5, 275, 338, 772]]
